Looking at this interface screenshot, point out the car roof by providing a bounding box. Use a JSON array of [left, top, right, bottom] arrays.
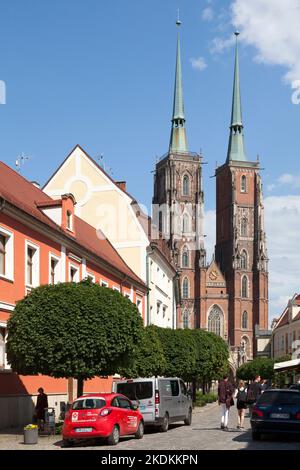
[[75, 392, 128, 400], [261, 389, 300, 393]]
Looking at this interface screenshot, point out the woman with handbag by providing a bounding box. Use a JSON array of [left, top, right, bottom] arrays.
[[218, 375, 235, 431]]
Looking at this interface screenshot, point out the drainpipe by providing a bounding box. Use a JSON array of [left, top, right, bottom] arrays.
[[146, 248, 154, 326]]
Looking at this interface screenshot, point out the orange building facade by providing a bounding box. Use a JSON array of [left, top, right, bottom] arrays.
[[0, 162, 147, 429]]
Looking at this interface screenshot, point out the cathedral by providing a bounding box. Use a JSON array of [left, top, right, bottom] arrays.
[[152, 23, 269, 363]]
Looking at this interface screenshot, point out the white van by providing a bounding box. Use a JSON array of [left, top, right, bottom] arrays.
[[113, 377, 192, 432]]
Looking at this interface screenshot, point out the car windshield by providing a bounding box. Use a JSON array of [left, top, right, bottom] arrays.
[[72, 398, 106, 410], [258, 391, 300, 406], [116, 382, 153, 400]]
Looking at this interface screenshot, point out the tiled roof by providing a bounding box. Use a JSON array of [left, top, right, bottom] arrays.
[[0, 161, 146, 289]]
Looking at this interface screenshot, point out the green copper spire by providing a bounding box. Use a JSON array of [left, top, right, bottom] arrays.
[[169, 18, 188, 153], [227, 32, 247, 163]]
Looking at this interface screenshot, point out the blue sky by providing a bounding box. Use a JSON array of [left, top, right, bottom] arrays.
[[1, 0, 300, 321]]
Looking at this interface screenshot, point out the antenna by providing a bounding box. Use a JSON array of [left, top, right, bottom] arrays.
[[16, 153, 30, 173], [96, 153, 113, 176]]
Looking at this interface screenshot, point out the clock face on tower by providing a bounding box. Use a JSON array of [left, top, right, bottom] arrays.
[[209, 270, 218, 281]]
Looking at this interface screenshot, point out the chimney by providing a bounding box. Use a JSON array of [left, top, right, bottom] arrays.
[[116, 181, 126, 192]]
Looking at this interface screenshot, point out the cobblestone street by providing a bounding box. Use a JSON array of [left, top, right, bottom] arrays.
[[1, 402, 300, 451]]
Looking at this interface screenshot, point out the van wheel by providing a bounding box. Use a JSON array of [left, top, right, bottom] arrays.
[[184, 408, 192, 426], [107, 425, 120, 445], [135, 421, 144, 439], [160, 413, 169, 432]]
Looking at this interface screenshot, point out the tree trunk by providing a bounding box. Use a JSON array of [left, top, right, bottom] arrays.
[[77, 378, 84, 398], [192, 379, 197, 404]]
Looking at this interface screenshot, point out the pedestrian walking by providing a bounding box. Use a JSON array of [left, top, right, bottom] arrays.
[[218, 375, 234, 430], [246, 375, 261, 415], [35, 387, 48, 431], [260, 379, 269, 393], [235, 380, 247, 429]]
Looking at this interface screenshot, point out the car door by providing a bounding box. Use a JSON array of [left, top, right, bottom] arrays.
[[170, 379, 181, 420], [179, 380, 189, 418], [117, 396, 139, 435]]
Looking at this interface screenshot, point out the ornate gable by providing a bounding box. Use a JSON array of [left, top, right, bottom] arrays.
[[206, 259, 226, 288]]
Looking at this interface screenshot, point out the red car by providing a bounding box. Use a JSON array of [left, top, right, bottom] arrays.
[[62, 393, 144, 446]]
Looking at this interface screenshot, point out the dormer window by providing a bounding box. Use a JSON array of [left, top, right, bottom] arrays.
[[67, 210, 73, 231]]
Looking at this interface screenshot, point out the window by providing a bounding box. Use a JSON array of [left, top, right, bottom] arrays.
[[113, 286, 121, 292], [86, 273, 95, 282], [240, 250, 247, 270], [241, 218, 248, 237], [69, 265, 79, 282], [183, 310, 189, 329], [241, 175, 247, 193], [182, 214, 190, 233], [118, 397, 132, 410], [182, 278, 189, 299], [0, 234, 6, 276], [26, 242, 39, 287], [170, 379, 180, 396], [182, 248, 189, 268], [208, 305, 224, 337], [0, 227, 13, 280], [241, 276, 248, 298], [157, 301, 161, 315], [242, 311, 248, 329], [101, 280, 109, 287], [183, 175, 190, 196], [163, 306, 167, 318], [72, 398, 106, 410], [136, 298, 142, 314], [0, 327, 6, 370], [67, 210, 73, 231], [50, 257, 59, 285]]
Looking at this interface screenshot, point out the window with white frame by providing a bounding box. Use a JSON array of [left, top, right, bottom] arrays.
[[163, 306, 167, 318], [113, 286, 121, 292], [85, 273, 95, 282], [0, 227, 14, 280], [241, 175, 247, 193], [69, 264, 80, 282], [136, 298, 142, 315], [67, 210, 73, 231], [49, 254, 60, 285], [157, 301, 161, 316], [0, 326, 6, 370], [100, 280, 109, 287], [25, 241, 39, 287]]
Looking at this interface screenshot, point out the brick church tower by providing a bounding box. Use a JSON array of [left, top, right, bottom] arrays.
[[214, 33, 269, 358], [152, 20, 205, 329]]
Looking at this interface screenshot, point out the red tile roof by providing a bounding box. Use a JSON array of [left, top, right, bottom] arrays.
[[0, 161, 146, 289]]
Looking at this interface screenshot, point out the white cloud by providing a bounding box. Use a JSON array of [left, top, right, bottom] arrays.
[[204, 195, 300, 324], [230, 0, 300, 86], [190, 56, 208, 71], [268, 173, 300, 191], [202, 7, 214, 22]]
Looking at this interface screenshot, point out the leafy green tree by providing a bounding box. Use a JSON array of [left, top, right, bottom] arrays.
[[6, 280, 144, 397], [118, 324, 167, 378], [236, 355, 291, 382]]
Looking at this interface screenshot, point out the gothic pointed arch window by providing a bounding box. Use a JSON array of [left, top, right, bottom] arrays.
[[241, 275, 248, 298], [182, 277, 189, 299], [182, 175, 190, 196], [183, 310, 189, 329], [182, 214, 190, 234], [241, 336, 251, 360], [241, 217, 248, 237], [208, 305, 224, 338], [240, 250, 248, 270], [242, 311, 248, 329], [241, 175, 247, 193], [182, 247, 189, 268]]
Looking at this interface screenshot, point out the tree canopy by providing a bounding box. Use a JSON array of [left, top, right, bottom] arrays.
[[6, 280, 144, 395], [236, 355, 291, 381]]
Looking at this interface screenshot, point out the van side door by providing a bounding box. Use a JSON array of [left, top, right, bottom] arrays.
[[170, 379, 181, 419], [179, 380, 189, 418]]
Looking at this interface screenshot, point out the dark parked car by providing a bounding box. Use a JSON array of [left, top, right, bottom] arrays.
[[289, 384, 300, 392], [251, 389, 300, 441]]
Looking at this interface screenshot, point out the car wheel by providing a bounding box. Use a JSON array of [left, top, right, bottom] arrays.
[[184, 408, 192, 426], [62, 439, 73, 448], [107, 425, 120, 445], [252, 431, 261, 441], [135, 421, 144, 439], [160, 413, 169, 433]]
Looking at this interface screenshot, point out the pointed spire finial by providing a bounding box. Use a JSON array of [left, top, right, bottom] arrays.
[[176, 8, 181, 26], [226, 30, 247, 163], [169, 15, 188, 154]]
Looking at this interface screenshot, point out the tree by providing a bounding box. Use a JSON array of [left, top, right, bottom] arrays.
[[154, 327, 197, 381], [118, 325, 167, 378], [236, 355, 291, 382], [6, 280, 144, 397]]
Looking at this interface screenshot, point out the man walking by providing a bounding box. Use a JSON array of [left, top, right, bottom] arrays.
[[246, 375, 261, 415], [218, 375, 234, 430]]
